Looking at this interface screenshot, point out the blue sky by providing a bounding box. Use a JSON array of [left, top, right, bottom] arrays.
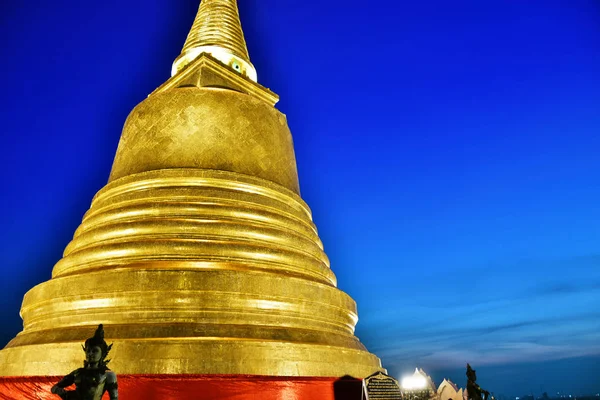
[[1, 0, 599, 396]]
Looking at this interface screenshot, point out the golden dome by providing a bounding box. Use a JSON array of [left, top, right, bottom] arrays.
[[0, 0, 383, 378], [109, 87, 300, 193]]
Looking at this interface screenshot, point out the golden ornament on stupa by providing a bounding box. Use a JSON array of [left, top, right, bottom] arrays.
[[0, 0, 383, 377]]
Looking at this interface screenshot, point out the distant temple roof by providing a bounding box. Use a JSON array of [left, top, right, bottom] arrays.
[[438, 378, 459, 393], [438, 379, 460, 393]]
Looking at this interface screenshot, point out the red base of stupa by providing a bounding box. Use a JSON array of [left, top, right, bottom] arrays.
[[0, 374, 365, 400]]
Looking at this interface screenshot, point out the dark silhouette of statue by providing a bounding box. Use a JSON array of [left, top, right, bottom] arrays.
[[51, 324, 118, 400], [466, 364, 489, 400]]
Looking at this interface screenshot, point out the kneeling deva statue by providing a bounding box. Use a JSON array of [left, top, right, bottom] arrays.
[[51, 324, 118, 400]]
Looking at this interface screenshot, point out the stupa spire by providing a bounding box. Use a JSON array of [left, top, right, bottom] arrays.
[[172, 0, 257, 81]]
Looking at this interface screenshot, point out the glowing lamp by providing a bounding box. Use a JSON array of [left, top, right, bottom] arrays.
[[401, 375, 427, 390]]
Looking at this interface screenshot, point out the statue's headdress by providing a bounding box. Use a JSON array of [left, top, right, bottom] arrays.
[[83, 324, 113, 367], [466, 363, 476, 380]]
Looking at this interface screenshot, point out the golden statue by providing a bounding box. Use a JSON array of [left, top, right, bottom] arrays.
[[0, 0, 382, 378]]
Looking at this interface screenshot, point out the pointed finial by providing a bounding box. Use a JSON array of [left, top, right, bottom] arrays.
[[172, 0, 257, 81], [94, 324, 105, 341]]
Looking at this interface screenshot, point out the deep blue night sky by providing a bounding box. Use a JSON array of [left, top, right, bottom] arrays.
[[1, 0, 599, 396]]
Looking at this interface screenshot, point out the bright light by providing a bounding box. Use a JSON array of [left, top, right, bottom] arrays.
[[172, 46, 258, 82], [401, 375, 427, 390]]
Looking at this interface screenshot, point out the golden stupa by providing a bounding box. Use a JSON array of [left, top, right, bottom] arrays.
[[0, 0, 382, 378]]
